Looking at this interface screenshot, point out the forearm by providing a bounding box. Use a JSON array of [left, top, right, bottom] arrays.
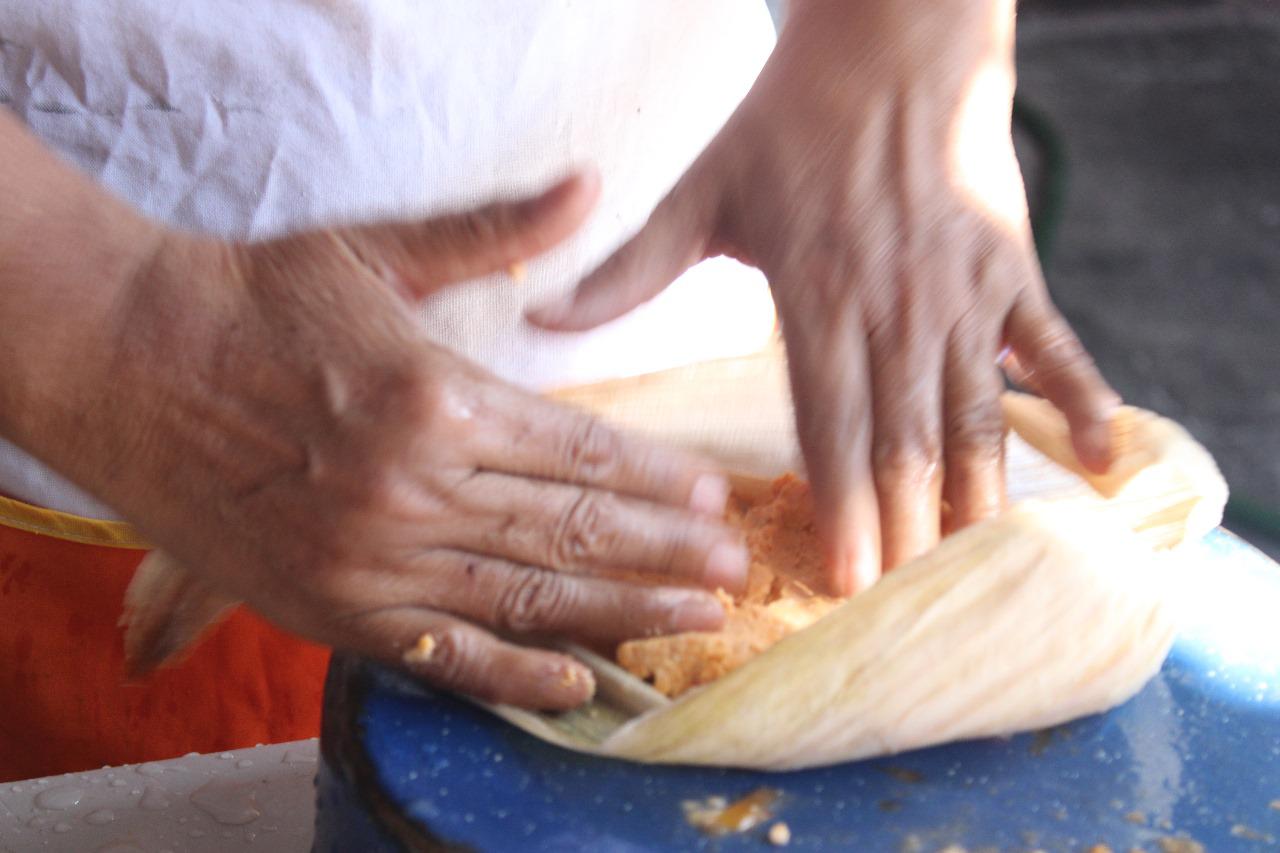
[[0, 109, 163, 475], [775, 0, 1015, 91]]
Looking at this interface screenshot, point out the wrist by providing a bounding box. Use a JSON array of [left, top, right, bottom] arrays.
[[0, 119, 164, 464]]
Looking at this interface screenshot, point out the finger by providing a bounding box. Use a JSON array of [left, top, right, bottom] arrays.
[[1004, 287, 1121, 473], [344, 170, 601, 300], [396, 551, 726, 641], [868, 330, 945, 572], [526, 169, 716, 331], [354, 607, 595, 711], [779, 292, 880, 596], [445, 473, 748, 591], [942, 322, 1008, 534], [468, 386, 733, 517]]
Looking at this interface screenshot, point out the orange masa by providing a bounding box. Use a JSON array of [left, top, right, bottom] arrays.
[[618, 475, 839, 697]]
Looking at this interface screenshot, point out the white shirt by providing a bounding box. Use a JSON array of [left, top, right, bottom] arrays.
[[0, 1, 778, 517]]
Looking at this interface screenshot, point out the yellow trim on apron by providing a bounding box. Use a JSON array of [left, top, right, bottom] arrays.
[[0, 494, 148, 549]]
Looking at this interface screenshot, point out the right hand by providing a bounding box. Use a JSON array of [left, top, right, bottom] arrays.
[[67, 173, 748, 710]]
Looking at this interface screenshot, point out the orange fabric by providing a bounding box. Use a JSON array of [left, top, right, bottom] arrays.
[[0, 517, 329, 783]]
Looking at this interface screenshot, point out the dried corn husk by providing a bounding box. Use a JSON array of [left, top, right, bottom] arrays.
[[121, 346, 1227, 770]]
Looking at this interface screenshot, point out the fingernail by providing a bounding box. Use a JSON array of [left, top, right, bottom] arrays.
[[558, 662, 595, 698], [671, 592, 725, 632], [1078, 423, 1114, 474], [689, 474, 730, 515], [705, 541, 749, 591]]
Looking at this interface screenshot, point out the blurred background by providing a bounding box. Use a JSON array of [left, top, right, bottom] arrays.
[[769, 0, 1280, 558]]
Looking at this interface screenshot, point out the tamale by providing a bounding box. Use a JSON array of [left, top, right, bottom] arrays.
[[120, 346, 1227, 770]]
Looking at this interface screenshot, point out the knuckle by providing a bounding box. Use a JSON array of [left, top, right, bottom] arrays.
[[354, 461, 409, 515], [456, 208, 501, 247], [549, 492, 619, 568], [873, 434, 943, 483], [560, 417, 623, 482], [420, 627, 481, 688], [945, 400, 1006, 462], [1027, 322, 1090, 373], [496, 571, 576, 634]]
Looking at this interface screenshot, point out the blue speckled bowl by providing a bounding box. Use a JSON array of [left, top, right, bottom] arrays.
[[315, 530, 1280, 852]]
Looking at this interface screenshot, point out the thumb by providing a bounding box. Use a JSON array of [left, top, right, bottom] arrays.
[[343, 169, 600, 301], [526, 170, 715, 331]]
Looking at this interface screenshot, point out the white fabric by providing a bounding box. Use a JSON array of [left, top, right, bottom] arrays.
[[0, 1, 778, 518]]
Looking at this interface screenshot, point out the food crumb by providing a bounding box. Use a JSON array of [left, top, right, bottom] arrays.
[[402, 633, 437, 665], [683, 789, 778, 836], [936, 845, 968, 853], [1271, 798, 1280, 811], [1125, 811, 1147, 825], [899, 834, 924, 853], [1156, 836, 1205, 853], [1086, 845, 1113, 853], [507, 261, 527, 282], [884, 766, 926, 784], [768, 822, 791, 846], [1230, 824, 1274, 842]]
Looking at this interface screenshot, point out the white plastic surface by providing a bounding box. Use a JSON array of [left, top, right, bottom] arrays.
[[0, 740, 318, 852]]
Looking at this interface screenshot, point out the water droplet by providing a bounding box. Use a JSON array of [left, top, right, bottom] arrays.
[[27, 815, 52, 829], [109, 779, 128, 788], [129, 790, 140, 796], [53, 822, 72, 833], [281, 749, 316, 765], [84, 809, 115, 825], [9, 786, 22, 794], [219, 752, 234, 760], [35, 785, 84, 810], [235, 759, 253, 769], [189, 829, 206, 838], [190, 779, 262, 825], [135, 763, 165, 777], [140, 786, 171, 810]]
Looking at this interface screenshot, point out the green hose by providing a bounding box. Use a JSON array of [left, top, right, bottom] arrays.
[[1012, 97, 1280, 544]]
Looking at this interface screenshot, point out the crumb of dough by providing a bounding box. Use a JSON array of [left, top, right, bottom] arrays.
[[507, 261, 527, 282], [402, 633, 437, 665], [617, 475, 840, 696], [1230, 824, 1274, 842], [1156, 837, 1205, 853], [1125, 810, 1147, 824], [767, 821, 791, 846]]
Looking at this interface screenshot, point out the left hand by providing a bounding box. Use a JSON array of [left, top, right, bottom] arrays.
[[529, 0, 1118, 595]]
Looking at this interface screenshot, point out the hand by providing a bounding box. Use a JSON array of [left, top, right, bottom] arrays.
[[56, 174, 748, 710], [529, 0, 1118, 595]]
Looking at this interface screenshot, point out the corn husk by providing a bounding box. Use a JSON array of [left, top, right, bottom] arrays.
[[121, 345, 1227, 769]]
